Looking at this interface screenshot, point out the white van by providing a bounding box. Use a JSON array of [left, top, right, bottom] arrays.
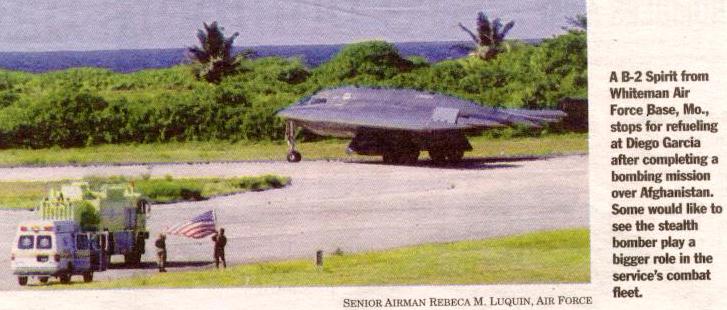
[[10, 220, 107, 285]]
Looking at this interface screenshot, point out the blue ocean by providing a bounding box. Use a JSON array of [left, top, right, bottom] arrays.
[[0, 40, 539, 73]]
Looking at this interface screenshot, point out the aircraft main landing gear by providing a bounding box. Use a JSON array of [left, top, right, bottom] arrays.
[[285, 121, 302, 163], [429, 149, 464, 165]]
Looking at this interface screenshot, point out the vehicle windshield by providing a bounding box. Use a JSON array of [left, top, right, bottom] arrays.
[[17, 235, 34, 249]]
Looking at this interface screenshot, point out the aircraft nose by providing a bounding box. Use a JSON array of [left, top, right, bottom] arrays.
[[275, 106, 292, 117]]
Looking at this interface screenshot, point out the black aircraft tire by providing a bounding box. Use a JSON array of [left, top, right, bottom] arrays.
[[382, 152, 394, 164], [39, 277, 49, 284], [399, 150, 419, 165], [17, 276, 28, 286], [429, 150, 447, 165], [447, 150, 464, 164], [287, 151, 302, 163], [384, 152, 404, 165]]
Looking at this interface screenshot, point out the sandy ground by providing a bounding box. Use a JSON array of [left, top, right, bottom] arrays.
[[0, 155, 588, 289]]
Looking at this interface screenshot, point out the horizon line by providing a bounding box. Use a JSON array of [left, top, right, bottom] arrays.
[[0, 38, 546, 54]]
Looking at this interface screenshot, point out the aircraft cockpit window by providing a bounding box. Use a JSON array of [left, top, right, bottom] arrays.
[[306, 97, 327, 105]]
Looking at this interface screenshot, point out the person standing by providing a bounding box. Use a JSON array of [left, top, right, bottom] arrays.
[[211, 228, 227, 269], [155, 233, 167, 272]]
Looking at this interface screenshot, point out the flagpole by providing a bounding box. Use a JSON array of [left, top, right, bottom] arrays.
[[213, 209, 217, 230], [213, 209, 219, 238]]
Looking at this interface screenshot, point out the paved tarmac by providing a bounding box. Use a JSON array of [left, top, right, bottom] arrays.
[[0, 155, 588, 289]]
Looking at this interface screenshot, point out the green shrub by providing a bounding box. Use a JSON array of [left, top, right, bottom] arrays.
[[134, 179, 203, 202], [77, 200, 100, 231], [263, 174, 287, 188], [310, 41, 415, 85]]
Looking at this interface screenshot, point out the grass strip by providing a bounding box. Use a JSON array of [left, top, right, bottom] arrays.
[[0, 133, 586, 167], [64, 228, 589, 289], [0, 175, 290, 209]]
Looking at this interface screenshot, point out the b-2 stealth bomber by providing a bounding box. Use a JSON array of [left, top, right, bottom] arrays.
[[277, 87, 566, 165]]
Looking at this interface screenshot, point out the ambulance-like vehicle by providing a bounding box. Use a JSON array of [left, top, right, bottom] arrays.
[[10, 220, 107, 285]]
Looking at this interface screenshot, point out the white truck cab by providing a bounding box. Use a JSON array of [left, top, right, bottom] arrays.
[[10, 220, 106, 286]]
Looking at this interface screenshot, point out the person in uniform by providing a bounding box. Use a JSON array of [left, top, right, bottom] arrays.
[[211, 228, 227, 269], [155, 233, 167, 272]]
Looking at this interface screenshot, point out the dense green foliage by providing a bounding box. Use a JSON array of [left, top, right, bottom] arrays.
[[0, 175, 291, 209], [0, 32, 586, 149], [310, 41, 420, 85], [86, 174, 290, 203], [134, 174, 290, 203], [77, 200, 101, 230]]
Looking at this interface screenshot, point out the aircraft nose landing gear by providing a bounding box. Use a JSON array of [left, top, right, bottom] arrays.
[[285, 121, 302, 163], [287, 150, 302, 162]]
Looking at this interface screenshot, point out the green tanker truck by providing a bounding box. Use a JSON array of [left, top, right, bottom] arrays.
[[36, 182, 151, 265]]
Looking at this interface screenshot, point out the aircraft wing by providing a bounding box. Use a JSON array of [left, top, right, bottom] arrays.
[[277, 87, 566, 131], [278, 103, 471, 131]]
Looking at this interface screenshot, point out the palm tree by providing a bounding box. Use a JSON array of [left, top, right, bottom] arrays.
[[564, 14, 587, 31], [188, 22, 240, 83], [458, 12, 515, 60]]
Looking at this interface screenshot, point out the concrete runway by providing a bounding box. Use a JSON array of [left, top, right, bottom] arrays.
[[0, 155, 588, 289]]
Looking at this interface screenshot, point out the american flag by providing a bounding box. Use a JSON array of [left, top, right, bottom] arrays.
[[166, 210, 217, 239]]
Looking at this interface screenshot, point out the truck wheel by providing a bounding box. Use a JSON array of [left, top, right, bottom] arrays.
[[59, 274, 71, 284], [39, 277, 49, 284], [17, 276, 28, 286], [83, 272, 93, 283], [125, 251, 141, 266]]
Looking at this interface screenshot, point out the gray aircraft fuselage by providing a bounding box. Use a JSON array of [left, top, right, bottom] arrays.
[[277, 87, 565, 164]]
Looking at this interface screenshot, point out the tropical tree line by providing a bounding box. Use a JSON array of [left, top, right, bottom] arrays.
[[189, 12, 524, 82], [0, 14, 586, 149]]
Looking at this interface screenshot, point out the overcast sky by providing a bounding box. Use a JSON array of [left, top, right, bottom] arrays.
[[0, 0, 585, 52]]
